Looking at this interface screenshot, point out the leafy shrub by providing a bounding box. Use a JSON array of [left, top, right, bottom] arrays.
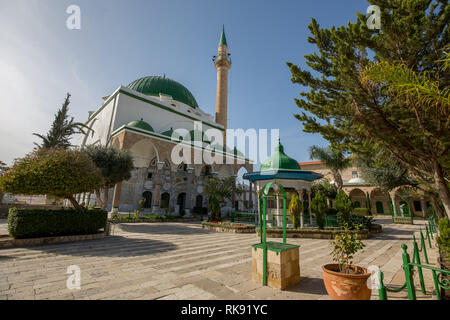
[[0, 149, 102, 210], [8, 207, 107, 239], [338, 213, 373, 230], [335, 190, 353, 224], [353, 208, 370, 216], [288, 193, 303, 228], [437, 218, 450, 255], [311, 191, 328, 229], [325, 208, 338, 216], [330, 224, 365, 273]]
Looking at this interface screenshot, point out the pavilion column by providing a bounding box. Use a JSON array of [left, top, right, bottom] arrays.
[[307, 190, 312, 225], [256, 190, 260, 225], [111, 182, 122, 218], [420, 196, 427, 218], [298, 190, 304, 228], [152, 183, 161, 213], [249, 183, 253, 211]]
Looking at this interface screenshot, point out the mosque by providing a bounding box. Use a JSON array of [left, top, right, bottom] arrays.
[[76, 27, 253, 215]]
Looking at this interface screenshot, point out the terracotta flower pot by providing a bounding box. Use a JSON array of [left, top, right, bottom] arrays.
[[322, 264, 372, 300]]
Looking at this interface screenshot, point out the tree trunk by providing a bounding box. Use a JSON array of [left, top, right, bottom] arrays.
[[67, 194, 83, 211], [95, 189, 105, 208], [430, 194, 446, 220], [103, 184, 109, 211], [433, 160, 450, 219], [333, 171, 343, 191]]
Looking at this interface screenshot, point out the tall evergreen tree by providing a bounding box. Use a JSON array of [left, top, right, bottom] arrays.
[[287, 0, 450, 217], [33, 93, 90, 149]]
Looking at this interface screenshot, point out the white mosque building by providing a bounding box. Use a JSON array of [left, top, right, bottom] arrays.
[[75, 27, 253, 216]]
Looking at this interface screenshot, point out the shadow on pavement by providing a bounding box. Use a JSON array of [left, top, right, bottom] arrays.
[[116, 222, 216, 235], [14, 236, 178, 257]]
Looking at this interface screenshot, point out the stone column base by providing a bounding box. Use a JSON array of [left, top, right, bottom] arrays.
[[251, 242, 300, 290]]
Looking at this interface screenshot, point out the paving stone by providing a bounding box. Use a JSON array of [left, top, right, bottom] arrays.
[[0, 219, 438, 300]]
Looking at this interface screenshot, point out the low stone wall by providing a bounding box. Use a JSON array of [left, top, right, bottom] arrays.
[[0, 232, 106, 249], [256, 227, 378, 239], [393, 216, 414, 224], [202, 222, 256, 233]]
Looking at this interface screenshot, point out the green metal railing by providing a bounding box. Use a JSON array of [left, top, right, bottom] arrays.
[[231, 211, 256, 224], [378, 221, 450, 300]]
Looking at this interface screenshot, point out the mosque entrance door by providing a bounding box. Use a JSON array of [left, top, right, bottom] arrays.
[[177, 193, 186, 215], [142, 191, 152, 209]]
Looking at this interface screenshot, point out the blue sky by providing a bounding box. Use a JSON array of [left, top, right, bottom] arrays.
[[0, 0, 369, 166]]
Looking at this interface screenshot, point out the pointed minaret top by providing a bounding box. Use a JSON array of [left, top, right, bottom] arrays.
[[219, 25, 227, 47]]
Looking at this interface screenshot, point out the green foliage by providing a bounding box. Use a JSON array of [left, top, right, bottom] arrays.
[[349, 214, 373, 230], [287, 1, 450, 217], [355, 150, 416, 191], [204, 176, 241, 221], [311, 178, 337, 199], [335, 190, 353, 225], [353, 208, 370, 216], [311, 190, 328, 229], [83, 145, 134, 187], [33, 93, 90, 149], [8, 207, 107, 239], [0, 149, 102, 210], [437, 218, 450, 255], [325, 207, 338, 215], [329, 224, 365, 273], [288, 193, 303, 228]]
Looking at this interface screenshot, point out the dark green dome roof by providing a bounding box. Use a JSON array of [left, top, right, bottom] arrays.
[[127, 119, 154, 132], [127, 76, 199, 109], [260, 140, 301, 171]]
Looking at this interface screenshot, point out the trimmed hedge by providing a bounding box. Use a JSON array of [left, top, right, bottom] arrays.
[[8, 207, 107, 239], [353, 208, 370, 216]]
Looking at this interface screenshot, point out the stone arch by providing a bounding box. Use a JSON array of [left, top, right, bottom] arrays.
[[128, 138, 159, 168], [370, 188, 390, 215], [349, 188, 366, 208]]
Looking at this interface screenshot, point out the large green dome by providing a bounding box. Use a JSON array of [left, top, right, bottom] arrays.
[[260, 140, 301, 171], [127, 76, 199, 109]]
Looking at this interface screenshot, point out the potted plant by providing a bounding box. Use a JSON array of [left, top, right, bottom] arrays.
[[322, 224, 371, 300]]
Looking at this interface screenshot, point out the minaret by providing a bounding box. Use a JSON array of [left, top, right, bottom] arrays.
[[214, 25, 231, 146]]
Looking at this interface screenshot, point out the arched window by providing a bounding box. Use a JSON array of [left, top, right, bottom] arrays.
[[142, 191, 152, 208], [161, 192, 170, 209], [353, 201, 361, 208], [195, 195, 203, 208]]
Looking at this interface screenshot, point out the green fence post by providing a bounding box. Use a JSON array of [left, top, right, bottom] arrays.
[[427, 222, 434, 239], [262, 197, 267, 286], [413, 237, 426, 294], [431, 270, 442, 300], [402, 244, 416, 300], [419, 229, 429, 264], [378, 269, 388, 300], [425, 225, 432, 248], [283, 197, 286, 244]]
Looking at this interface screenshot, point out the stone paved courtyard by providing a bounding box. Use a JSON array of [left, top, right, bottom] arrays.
[[0, 217, 439, 300]]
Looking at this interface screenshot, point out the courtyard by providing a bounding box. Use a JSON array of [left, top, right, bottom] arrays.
[[0, 217, 439, 300]]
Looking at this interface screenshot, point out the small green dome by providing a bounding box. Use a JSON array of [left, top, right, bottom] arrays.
[[260, 140, 301, 171], [127, 119, 154, 132], [127, 75, 199, 109]]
